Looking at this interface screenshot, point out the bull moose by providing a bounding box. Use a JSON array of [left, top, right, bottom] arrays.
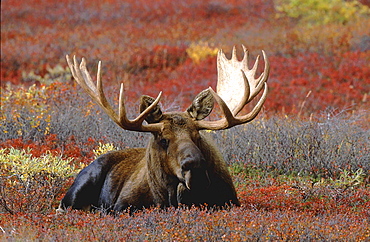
[[57, 46, 269, 213]]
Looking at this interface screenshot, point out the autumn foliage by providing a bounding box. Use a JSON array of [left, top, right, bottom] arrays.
[[1, 0, 369, 240]]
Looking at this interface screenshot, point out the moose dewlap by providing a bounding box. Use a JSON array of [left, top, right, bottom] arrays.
[[57, 46, 269, 212]]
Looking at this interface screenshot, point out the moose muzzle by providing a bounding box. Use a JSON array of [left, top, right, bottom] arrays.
[[178, 142, 210, 190]]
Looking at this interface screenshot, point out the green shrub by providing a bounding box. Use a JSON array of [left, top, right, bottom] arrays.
[[275, 0, 370, 25]]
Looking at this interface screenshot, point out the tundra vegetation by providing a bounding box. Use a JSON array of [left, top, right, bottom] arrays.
[[1, 0, 369, 241]]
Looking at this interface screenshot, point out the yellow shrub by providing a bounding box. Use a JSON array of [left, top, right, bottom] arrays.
[[0, 84, 52, 136], [186, 42, 219, 64], [0, 148, 82, 181], [21, 64, 71, 84], [275, 0, 370, 25], [93, 142, 118, 158]]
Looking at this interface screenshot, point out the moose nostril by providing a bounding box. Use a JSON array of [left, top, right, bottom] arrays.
[[181, 157, 205, 171], [181, 159, 192, 171]]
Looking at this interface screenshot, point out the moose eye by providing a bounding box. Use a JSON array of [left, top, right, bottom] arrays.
[[159, 139, 169, 149]]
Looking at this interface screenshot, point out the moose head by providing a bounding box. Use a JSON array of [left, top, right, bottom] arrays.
[[57, 46, 269, 212]]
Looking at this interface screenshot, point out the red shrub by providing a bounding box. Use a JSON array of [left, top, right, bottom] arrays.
[[0, 134, 96, 164], [267, 51, 369, 115], [125, 45, 188, 74]]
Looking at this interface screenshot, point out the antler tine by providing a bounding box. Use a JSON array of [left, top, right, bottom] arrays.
[[66, 55, 163, 132], [80, 57, 98, 94], [118, 83, 126, 123], [246, 50, 270, 102], [241, 45, 249, 70], [231, 46, 238, 61]]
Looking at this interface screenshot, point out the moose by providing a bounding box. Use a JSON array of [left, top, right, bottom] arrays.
[[57, 46, 269, 213]]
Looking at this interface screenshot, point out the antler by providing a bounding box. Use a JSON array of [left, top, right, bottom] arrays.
[[216, 45, 269, 115], [196, 47, 269, 130], [66, 55, 163, 132]]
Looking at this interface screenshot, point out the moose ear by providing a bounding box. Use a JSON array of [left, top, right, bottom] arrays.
[[187, 89, 214, 120], [140, 95, 163, 123]]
